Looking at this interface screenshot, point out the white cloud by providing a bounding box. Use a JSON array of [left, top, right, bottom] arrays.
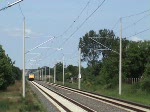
[[130, 36, 143, 42], [26, 29, 32, 35], [1, 27, 42, 38]]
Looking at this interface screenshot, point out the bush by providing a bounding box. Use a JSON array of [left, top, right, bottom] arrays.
[[0, 100, 9, 111], [140, 63, 150, 92], [140, 77, 150, 92], [20, 98, 41, 112]]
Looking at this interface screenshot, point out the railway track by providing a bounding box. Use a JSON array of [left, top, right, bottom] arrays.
[[30, 81, 150, 112], [30, 81, 96, 112], [48, 82, 150, 112]]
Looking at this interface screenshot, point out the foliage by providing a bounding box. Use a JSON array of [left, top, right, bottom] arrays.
[[12, 66, 22, 80], [55, 62, 63, 81], [79, 29, 121, 87], [54, 62, 79, 82], [66, 65, 78, 79], [140, 62, 150, 92], [78, 29, 150, 91], [79, 30, 99, 67], [0, 80, 46, 112], [124, 41, 150, 78], [0, 45, 22, 90], [0, 100, 9, 111], [98, 58, 119, 88]]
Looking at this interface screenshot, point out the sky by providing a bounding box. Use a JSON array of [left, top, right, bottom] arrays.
[[0, 0, 150, 69]]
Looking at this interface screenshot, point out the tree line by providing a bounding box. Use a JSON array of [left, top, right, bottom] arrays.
[[39, 29, 149, 92], [38, 64, 78, 83], [78, 29, 150, 91], [0, 45, 22, 90]]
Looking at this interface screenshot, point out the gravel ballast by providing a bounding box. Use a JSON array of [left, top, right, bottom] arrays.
[[28, 81, 60, 112], [36, 81, 128, 112]]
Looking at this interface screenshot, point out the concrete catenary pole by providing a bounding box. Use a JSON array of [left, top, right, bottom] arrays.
[[49, 66, 50, 83], [42, 69, 43, 81], [39, 70, 41, 81], [54, 64, 56, 83], [40, 69, 42, 81], [39, 69, 40, 80], [22, 17, 25, 98], [78, 48, 81, 89], [45, 67, 46, 82], [119, 18, 122, 95], [63, 54, 65, 85]]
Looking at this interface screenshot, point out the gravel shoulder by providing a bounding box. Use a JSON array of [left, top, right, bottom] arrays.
[[28, 81, 60, 112]]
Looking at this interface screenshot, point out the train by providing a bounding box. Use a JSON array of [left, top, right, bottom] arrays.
[[28, 73, 35, 81]]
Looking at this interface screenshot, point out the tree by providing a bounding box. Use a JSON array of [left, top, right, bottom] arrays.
[[0, 45, 14, 90], [98, 56, 119, 88], [78, 29, 150, 91], [98, 29, 117, 59], [13, 66, 22, 80], [79, 30, 100, 67], [55, 62, 63, 81], [79, 29, 120, 85], [124, 41, 150, 78], [78, 29, 131, 88], [0, 45, 22, 90], [79, 29, 119, 67], [66, 65, 78, 81]]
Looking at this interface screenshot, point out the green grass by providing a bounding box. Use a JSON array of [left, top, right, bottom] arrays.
[[20, 82, 46, 112], [57, 81, 78, 89], [93, 84, 150, 106], [56, 81, 150, 106], [92, 84, 150, 106], [0, 100, 9, 112], [0, 81, 46, 112]]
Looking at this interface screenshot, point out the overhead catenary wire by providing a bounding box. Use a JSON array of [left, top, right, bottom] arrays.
[[59, 0, 92, 37], [18, 3, 25, 18], [90, 38, 119, 54], [27, 1, 150, 69], [111, 19, 120, 30], [18, 2, 42, 68], [114, 13, 150, 35], [46, 0, 106, 60], [112, 8, 150, 31], [18, 2, 58, 67], [122, 8, 150, 19], [34, 0, 92, 62], [32, 0, 106, 67], [59, 0, 106, 47], [127, 27, 150, 38], [123, 13, 150, 31], [25, 36, 55, 54], [0, 0, 23, 11], [35, 47, 79, 68]]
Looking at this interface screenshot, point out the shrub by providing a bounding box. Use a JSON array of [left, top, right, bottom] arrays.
[[140, 63, 150, 92], [0, 100, 9, 111], [140, 77, 150, 92]]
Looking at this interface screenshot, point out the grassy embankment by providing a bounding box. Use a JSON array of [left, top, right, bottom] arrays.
[[56, 81, 150, 106], [0, 81, 46, 112]]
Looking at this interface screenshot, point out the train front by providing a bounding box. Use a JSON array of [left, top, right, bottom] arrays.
[[28, 74, 35, 81]]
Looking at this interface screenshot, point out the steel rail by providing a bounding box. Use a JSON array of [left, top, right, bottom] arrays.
[[31, 81, 71, 112], [32, 81, 96, 112], [49, 83, 150, 112]]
